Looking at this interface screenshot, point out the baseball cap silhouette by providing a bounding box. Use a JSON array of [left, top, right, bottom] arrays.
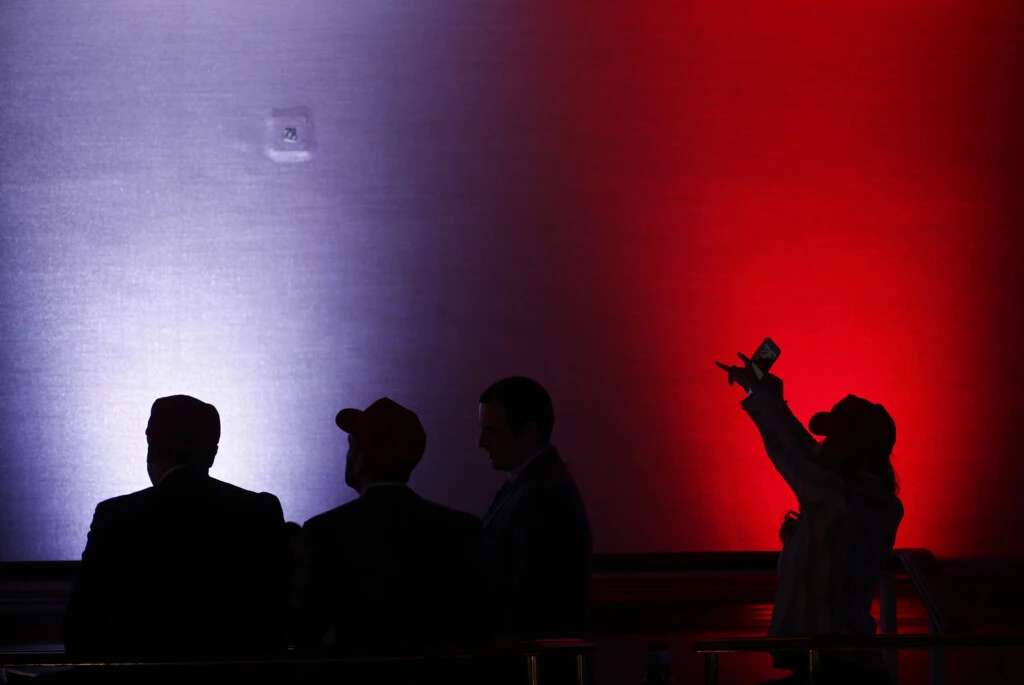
[[809, 394, 896, 465], [335, 397, 426, 474], [145, 395, 220, 449]]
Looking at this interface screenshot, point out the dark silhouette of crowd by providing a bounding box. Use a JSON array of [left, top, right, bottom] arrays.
[[57, 353, 903, 685], [61, 376, 591, 684]]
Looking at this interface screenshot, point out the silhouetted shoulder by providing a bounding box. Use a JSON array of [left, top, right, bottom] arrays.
[[90, 475, 284, 535], [88, 485, 159, 526], [300, 500, 361, 547], [519, 454, 585, 504], [420, 498, 482, 534], [303, 499, 355, 529], [205, 476, 283, 513], [94, 487, 150, 512], [303, 492, 479, 543]]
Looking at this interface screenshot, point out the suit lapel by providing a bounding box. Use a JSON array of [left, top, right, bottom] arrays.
[[482, 477, 517, 528], [481, 447, 562, 529]]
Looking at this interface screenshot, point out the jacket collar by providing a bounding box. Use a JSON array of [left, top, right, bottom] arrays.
[[482, 446, 562, 528], [156, 464, 208, 487], [508, 444, 555, 482]]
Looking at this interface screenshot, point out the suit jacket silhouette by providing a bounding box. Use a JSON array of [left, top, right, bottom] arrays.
[[477, 446, 592, 640], [295, 485, 482, 648], [63, 466, 292, 656]]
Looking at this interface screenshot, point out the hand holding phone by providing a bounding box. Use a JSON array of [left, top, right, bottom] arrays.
[[750, 337, 781, 380], [715, 337, 782, 394]]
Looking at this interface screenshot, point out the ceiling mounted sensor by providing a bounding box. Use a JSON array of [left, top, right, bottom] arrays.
[[265, 106, 315, 163]]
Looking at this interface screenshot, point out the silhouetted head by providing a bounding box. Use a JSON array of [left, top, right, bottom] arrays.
[[478, 376, 554, 472], [284, 520, 302, 541], [145, 395, 220, 485], [809, 394, 897, 490], [335, 397, 426, 492]]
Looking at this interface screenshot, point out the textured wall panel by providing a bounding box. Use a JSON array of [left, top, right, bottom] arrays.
[[1, 0, 1022, 560]]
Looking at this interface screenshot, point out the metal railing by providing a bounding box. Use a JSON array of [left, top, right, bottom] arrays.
[[1, 639, 593, 685], [694, 548, 994, 685], [0, 548, 995, 684], [694, 634, 1024, 685]]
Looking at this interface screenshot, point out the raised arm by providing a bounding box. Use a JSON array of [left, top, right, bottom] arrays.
[[716, 354, 843, 503], [740, 386, 843, 502]]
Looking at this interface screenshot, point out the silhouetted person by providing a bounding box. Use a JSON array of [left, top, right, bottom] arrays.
[[63, 395, 291, 683], [284, 521, 305, 591], [716, 354, 903, 685], [476, 377, 592, 641], [294, 397, 481, 655]]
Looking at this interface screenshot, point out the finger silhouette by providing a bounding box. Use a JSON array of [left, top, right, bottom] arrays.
[[715, 361, 736, 385]]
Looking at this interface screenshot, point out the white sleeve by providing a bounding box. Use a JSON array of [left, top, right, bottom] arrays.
[[741, 388, 845, 503]]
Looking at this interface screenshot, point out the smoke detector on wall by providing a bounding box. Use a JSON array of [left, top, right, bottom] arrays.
[[265, 106, 315, 163]]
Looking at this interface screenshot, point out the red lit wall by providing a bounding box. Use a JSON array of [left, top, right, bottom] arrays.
[[540, 1, 1024, 556], [1, 1, 1021, 560]]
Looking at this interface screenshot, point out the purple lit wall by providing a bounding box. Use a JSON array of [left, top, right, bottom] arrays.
[[2, 1, 1023, 561], [0, 0, 576, 560]]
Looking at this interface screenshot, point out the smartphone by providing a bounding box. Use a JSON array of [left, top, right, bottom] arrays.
[[750, 337, 781, 380]]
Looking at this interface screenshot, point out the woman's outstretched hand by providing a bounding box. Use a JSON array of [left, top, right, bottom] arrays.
[[715, 353, 785, 399], [715, 353, 760, 392]]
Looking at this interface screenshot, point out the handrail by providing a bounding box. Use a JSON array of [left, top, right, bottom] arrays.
[[0, 640, 594, 685], [891, 549, 972, 685], [690, 549, 974, 685], [0, 639, 594, 668], [694, 634, 1024, 685], [897, 549, 972, 633], [695, 633, 1024, 652], [593, 551, 781, 573], [0, 549, 981, 580]]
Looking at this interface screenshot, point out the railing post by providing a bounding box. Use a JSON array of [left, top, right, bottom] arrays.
[[703, 652, 718, 685], [929, 620, 947, 685], [807, 648, 821, 685], [526, 653, 538, 685], [879, 566, 899, 684]]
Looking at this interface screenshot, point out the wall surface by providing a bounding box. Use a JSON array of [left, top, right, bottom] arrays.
[[1, 0, 1022, 560]]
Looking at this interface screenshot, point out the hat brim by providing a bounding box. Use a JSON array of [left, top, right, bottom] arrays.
[[335, 408, 363, 433], [808, 411, 831, 436]]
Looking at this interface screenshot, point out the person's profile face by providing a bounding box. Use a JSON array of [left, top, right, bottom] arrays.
[[146, 444, 160, 486], [344, 434, 364, 490], [478, 401, 527, 471]]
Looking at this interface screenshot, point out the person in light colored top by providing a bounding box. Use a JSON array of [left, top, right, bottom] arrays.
[[716, 353, 903, 685]]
